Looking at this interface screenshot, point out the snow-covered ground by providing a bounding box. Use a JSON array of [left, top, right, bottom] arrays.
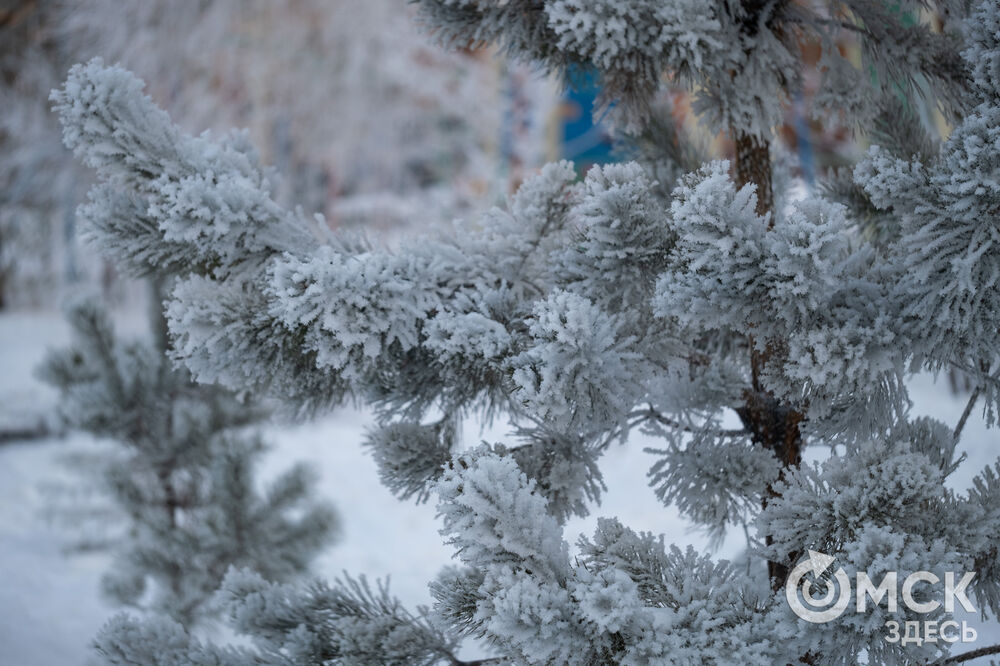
[[1, 309, 998, 664]]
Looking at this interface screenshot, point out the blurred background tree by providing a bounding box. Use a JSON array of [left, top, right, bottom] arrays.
[[0, 0, 561, 311]]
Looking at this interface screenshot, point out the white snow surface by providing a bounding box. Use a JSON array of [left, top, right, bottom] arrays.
[[0, 309, 998, 664]]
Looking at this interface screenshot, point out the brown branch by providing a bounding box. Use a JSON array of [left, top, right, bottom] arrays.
[[732, 129, 805, 595], [734, 132, 774, 222]]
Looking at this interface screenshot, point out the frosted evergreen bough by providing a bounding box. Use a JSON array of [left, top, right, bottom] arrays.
[[51, 0, 1000, 662], [38, 296, 338, 626]]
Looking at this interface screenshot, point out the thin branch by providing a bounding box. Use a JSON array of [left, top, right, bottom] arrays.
[[953, 385, 981, 444], [0, 421, 59, 445], [939, 643, 1000, 664], [626, 406, 748, 438], [597, 422, 633, 452], [948, 360, 1000, 389]]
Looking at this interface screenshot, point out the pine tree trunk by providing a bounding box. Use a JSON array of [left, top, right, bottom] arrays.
[[731, 130, 805, 593], [734, 132, 774, 222]]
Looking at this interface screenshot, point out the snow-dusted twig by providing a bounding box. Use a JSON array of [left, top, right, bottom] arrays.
[[953, 385, 981, 444], [627, 406, 748, 438]]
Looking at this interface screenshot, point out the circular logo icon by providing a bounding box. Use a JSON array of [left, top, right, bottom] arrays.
[[786, 550, 851, 623]]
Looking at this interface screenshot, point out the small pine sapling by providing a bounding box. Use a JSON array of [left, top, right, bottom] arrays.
[[38, 292, 339, 627]]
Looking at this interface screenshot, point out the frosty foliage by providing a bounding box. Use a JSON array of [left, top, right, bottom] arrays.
[[504, 427, 605, 523], [0, 0, 75, 309], [269, 246, 442, 382], [437, 450, 569, 582], [38, 299, 338, 626], [55, 0, 1000, 661], [655, 161, 907, 436], [97, 568, 459, 666], [964, 0, 1000, 102], [510, 290, 646, 433], [854, 7, 1000, 421], [94, 614, 251, 666], [821, 97, 942, 249], [758, 424, 1000, 663], [50, 59, 317, 279], [427, 449, 779, 664], [646, 428, 780, 537], [546, 0, 724, 127], [555, 162, 674, 313], [416, 0, 968, 135], [364, 419, 456, 503]]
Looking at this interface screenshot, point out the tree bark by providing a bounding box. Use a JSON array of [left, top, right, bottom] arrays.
[[734, 132, 775, 222], [731, 130, 805, 593]]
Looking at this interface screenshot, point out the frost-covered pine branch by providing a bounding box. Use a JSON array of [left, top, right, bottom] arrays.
[[95, 566, 472, 665], [49, 0, 1000, 662]]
